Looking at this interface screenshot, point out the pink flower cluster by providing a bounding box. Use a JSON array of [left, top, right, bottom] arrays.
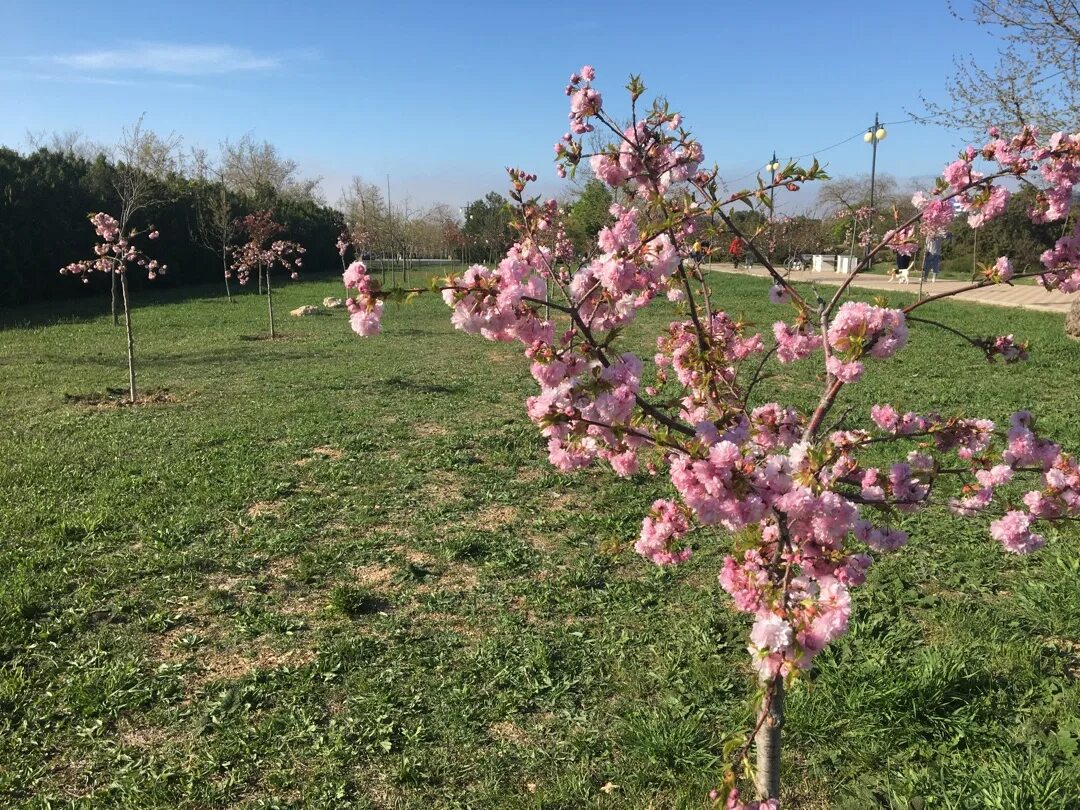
[[343, 260, 383, 336], [60, 213, 165, 283], [525, 350, 646, 474], [589, 119, 703, 198], [566, 65, 601, 134], [772, 320, 822, 364], [1038, 221, 1080, 293], [825, 301, 907, 383], [230, 212, 305, 286], [636, 499, 692, 565], [442, 246, 552, 344]]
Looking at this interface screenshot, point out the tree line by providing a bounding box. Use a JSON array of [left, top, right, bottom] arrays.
[[0, 132, 344, 308]]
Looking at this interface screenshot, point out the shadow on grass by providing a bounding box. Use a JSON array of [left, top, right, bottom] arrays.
[[378, 376, 463, 395]]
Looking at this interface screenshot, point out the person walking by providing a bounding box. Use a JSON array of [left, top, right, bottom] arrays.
[[728, 236, 745, 269], [922, 235, 942, 282]]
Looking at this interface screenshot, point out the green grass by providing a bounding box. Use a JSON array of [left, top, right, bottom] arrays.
[[1, 269, 1078, 808]]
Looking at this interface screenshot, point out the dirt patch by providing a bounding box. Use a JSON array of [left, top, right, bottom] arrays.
[[394, 546, 437, 567], [263, 556, 296, 581], [515, 466, 548, 484], [238, 333, 298, 342], [63, 387, 178, 408], [206, 571, 247, 592], [525, 531, 558, 552]]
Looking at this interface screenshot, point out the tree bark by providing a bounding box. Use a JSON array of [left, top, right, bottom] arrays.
[[119, 272, 137, 404], [111, 271, 119, 326], [223, 254, 232, 303], [755, 676, 784, 801], [266, 269, 275, 339], [1066, 298, 1080, 339]]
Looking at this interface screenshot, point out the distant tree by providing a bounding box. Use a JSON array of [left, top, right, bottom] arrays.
[[221, 134, 320, 205], [339, 176, 386, 259], [945, 184, 1073, 273], [921, 2, 1080, 334], [462, 192, 514, 263], [24, 129, 106, 161], [109, 117, 181, 324], [191, 150, 237, 301], [566, 179, 614, 254]]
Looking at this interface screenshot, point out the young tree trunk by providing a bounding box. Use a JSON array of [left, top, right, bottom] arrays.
[[754, 677, 784, 801], [119, 272, 137, 404], [111, 271, 119, 326], [1066, 298, 1080, 339], [258, 264, 264, 295], [222, 255, 232, 303], [266, 268, 276, 339]]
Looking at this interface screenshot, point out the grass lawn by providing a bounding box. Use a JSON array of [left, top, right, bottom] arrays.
[[1, 269, 1078, 809]]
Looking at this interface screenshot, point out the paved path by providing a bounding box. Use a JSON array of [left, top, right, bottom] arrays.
[[704, 263, 1075, 315]]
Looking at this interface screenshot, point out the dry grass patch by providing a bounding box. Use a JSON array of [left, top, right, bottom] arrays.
[[245, 500, 283, 519], [416, 561, 480, 596], [418, 610, 487, 641], [116, 720, 183, 751], [352, 563, 397, 590], [422, 469, 466, 504], [465, 504, 516, 529], [62, 387, 179, 409], [159, 643, 318, 693], [414, 422, 449, 438], [488, 720, 531, 746]]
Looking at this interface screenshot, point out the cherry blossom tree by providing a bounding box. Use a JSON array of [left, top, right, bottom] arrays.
[[343, 68, 1080, 806], [231, 211, 305, 339], [60, 213, 164, 403], [108, 118, 180, 325]]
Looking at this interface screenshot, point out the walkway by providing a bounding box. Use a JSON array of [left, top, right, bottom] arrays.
[[704, 263, 1075, 315]]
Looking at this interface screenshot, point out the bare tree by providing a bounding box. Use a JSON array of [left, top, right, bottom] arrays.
[[339, 176, 388, 261], [920, 0, 1080, 133], [24, 129, 106, 161], [221, 134, 320, 203], [191, 148, 237, 302], [109, 117, 181, 324]]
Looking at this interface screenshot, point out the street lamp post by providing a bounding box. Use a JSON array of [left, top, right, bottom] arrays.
[[863, 114, 887, 255], [765, 152, 781, 221]]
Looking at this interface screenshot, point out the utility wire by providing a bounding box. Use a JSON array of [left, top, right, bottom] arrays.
[[721, 66, 1071, 188]]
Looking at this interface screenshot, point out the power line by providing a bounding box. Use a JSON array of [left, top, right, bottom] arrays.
[[721, 65, 1072, 189]]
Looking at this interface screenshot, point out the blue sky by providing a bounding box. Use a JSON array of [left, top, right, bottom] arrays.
[[1, 0, 1002, 212]]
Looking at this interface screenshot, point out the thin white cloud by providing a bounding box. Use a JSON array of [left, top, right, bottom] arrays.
[[53, 44, 279, 76]]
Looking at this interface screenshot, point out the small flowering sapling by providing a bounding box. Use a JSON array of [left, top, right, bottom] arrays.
[[344, 69, 1080, 805], [336, 230, 352, 273], [60, 213, 165, 403], [230, 211, 305, 339]]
